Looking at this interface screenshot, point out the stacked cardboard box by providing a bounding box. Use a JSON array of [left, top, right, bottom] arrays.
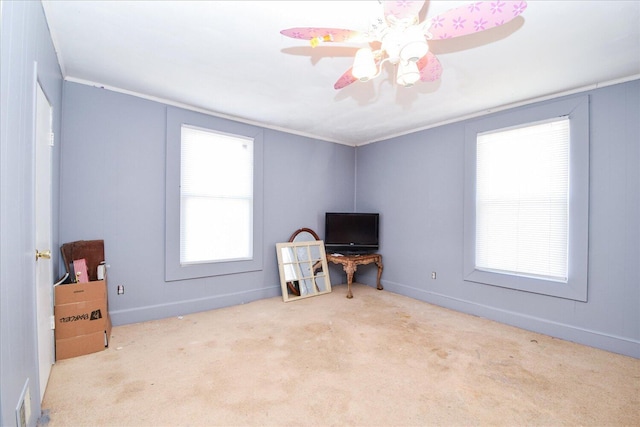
[[55, 240, 112, 360], [54, 280, 112, 360]]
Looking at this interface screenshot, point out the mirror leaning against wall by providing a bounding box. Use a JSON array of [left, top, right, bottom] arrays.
[[276, 228, 332, 302]]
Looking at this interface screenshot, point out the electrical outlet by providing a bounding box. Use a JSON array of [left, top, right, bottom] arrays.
[[431, 272, 437, 279], [117, 285, 125, 295]]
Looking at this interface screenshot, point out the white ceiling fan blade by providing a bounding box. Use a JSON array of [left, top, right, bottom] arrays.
[[428, 1, 527, 40]]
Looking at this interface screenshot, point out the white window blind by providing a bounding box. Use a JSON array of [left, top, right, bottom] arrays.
[[475, 117, 570, 282], [180, 125, 253, 265]]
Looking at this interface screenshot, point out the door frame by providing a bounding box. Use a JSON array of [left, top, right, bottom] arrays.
[[33, 66, 55, 404]]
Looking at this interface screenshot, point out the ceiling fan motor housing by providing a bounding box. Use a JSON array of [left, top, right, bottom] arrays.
[[381, 25, 429, 65]]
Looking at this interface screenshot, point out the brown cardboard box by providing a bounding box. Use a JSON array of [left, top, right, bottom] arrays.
[[54, 279, 111, 360]]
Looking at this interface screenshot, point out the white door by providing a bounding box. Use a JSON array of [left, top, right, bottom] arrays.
[[35, 82, 54, 401]]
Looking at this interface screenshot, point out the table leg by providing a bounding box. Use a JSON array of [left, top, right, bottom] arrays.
[[375, 258, 384, 290], [345, 263, 356, 299]]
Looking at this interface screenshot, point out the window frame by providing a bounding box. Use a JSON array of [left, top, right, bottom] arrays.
[[165, 107, 263, 281], [463, 96, 590, 301]]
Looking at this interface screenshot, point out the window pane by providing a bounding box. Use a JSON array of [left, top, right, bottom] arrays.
[[181, 126, 253, 197], [181, 197, 252, 264], [476, 118, 569, 281]]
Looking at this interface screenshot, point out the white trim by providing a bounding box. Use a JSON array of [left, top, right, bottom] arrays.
[[63, 77, 351, 146], [61, 74, 640, 147], [357, 74, 640, 146]]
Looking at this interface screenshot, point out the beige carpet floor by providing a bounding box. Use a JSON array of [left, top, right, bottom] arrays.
[[41, 283, 639, 426]]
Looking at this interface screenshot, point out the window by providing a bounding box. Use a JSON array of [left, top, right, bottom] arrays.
[[180, 126, 253, 265], [463, 96, 589, 301], [166, 107, 263, 281], [476, 118, 569, 282]]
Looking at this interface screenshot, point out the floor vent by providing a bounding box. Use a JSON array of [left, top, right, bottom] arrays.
[[16, 379, 32, 427]]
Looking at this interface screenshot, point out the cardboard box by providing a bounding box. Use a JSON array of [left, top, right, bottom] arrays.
[[54, 279, 111, 360]]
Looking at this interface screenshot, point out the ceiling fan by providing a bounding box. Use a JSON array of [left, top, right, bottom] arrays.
[[281, 1, 528, 89]]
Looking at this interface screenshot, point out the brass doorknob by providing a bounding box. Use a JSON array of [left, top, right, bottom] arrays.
[[36, 250, 51, 260]]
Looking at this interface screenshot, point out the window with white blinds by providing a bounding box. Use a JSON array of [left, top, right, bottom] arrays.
[[475, 118, 570, 282], [180, 125, 253, 265], [463, 96, 589, 301]]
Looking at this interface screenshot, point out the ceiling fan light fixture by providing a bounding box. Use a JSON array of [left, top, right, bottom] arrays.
[[400, 40, 429, 63], [352, 47, 377, 81], [380, 29, 403, 64], [399, 26, 429, 62], [396, 60, 420, 87]]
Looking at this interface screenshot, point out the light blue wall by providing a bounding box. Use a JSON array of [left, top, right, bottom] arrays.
[[59, 82, 355, 325], [355, 81, 640, 358], [0, 1, 63, 426]]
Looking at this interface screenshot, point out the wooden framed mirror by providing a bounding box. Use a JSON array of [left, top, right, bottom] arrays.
[[276, 239, 332, 302], [284, 228, 321, 296], [288, 227, 320, 243]]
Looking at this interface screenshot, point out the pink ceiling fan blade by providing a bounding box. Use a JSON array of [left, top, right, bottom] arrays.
[[384, 0, 425, 21], [334, 68, 358, 90], [417, 52, 443, 82], [428, 1, 528, 40], [280, 27, 364, 45]]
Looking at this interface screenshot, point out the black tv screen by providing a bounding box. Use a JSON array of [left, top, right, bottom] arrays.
[[324, 212, 379, 254]]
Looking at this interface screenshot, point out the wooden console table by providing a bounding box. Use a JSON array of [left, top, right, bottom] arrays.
[[326, 253, 383, 299]]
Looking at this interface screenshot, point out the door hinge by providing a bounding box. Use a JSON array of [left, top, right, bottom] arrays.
[[50, 315, 55, 330], [49, 132, 55, 147]]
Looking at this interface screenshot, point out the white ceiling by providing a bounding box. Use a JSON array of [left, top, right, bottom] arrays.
[[42, 1, 640, 146]]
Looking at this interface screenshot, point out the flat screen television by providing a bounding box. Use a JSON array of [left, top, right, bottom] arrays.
[[324, 212, 379, 254]]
